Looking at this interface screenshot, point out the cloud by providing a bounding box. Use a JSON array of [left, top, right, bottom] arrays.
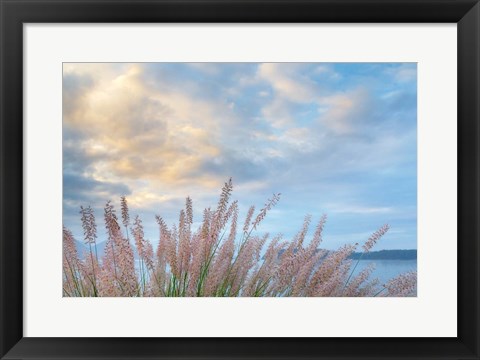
[[318, 87, 371, 135], [63, 64, 228, 190], [258, 63, 319, 103], [63, 172, 131, 206], [63, 63, 417, 250], [386, 63, 417, 83], [326, 203, 393, 215], [260, 97, 297, 128], [63, 72, 95, 119]]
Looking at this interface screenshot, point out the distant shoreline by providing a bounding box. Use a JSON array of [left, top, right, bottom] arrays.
[[348, 249, 417, 260], [76, 240, 417, 261]]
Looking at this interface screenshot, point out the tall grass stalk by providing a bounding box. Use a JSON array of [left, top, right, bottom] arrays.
[[63, 179, 417, 297]]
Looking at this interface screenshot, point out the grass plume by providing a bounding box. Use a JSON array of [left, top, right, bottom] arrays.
[[63, 179, 416, 297]]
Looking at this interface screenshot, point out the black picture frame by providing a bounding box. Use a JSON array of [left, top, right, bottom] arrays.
[[1, 1, 479, 359]]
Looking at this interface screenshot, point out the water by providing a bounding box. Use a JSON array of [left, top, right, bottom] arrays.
[[134, 259, 417, 294], [135, 259, 417, 284], [350, 259, 417, 285]]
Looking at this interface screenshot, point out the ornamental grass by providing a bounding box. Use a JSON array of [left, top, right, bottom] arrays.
[[63, 179, 417, 297]]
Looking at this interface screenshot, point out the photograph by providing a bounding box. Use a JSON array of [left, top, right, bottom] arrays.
[[3, 0, 479, 357], [62, 62, 417, 297]]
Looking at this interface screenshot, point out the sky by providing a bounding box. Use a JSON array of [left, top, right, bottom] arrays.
[[63, 62, 417, 250]]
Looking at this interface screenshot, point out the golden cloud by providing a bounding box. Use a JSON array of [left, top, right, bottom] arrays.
[[63, 63, 226, 191]]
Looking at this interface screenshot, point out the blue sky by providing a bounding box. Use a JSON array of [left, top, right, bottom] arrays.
[[63, 63, 417, 250]]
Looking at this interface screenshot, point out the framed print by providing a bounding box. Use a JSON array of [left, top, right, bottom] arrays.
[[1, 0, 479, 359], [61, 61, 418, 300]]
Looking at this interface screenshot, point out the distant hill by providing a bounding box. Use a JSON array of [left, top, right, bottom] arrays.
[[349, 249, 417, 260], [277, 248, 416, 260], [72, 242, 415, 261]]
